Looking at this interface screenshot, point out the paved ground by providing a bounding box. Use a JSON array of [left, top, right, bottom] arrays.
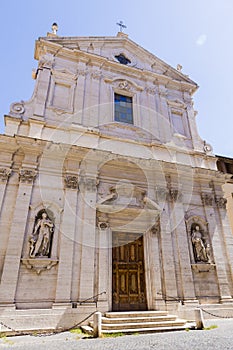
[[0, 319, 233, 350]]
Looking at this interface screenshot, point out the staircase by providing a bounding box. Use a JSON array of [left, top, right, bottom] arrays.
[[88, 310, 190, 334]]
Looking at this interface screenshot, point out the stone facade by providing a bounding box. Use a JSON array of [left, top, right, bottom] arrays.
[[0, 30, 233, 327], [217, 156, 233, 236]]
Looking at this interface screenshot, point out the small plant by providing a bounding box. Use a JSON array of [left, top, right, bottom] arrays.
[[3, 338, 14, 345], [70, 328, 83, 334], [203, 324, 218, 330], [102, 332, 124, 338]]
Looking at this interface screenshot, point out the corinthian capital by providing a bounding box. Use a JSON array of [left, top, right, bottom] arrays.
[[0, 168, 11, 182], [19, 169, 37, 184]]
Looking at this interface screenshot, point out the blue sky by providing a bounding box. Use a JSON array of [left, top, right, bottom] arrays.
[[0, 0, 232, 157]]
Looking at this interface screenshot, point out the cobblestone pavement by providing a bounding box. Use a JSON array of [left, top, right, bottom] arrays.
[[0, 319, 233, 350]]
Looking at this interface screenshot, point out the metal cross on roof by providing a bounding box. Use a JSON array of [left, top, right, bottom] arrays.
[[116, 21, 127, 32]]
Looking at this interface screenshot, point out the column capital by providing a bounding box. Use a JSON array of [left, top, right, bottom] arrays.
[[0, 167, 12, 182], [201, 193, 213, 206], [19, 168, 37, 184], [215, 196, 227, 209], [64, 174, 79, 190]]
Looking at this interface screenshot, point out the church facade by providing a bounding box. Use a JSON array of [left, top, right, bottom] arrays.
[[0, 29, 233, 328]]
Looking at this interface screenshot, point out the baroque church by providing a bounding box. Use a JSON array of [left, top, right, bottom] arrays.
[[0, 25, 233, 330]]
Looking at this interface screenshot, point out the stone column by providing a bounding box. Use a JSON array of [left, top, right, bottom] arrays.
[[33, 54, 53, 119], [0, 142, 16, 215], [168, 189, 197, 303], [157, 188, 178, 308], [214, 194, 233, 301], [73, 64, 86, 125], [54, 175, 79, 306], [202, 191, 233, 302], [96, 218, 111, 307], [0, 168, 11, 214], [144, 225, 165, 310], [158, 86, 171, 143], [0, 167, 37, 306], [78, 166, 99, 301], [144, 87, 159, 139]]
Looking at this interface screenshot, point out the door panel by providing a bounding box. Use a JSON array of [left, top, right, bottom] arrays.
[[112, 232, 147, 311]]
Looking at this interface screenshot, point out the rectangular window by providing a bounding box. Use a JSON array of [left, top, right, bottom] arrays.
[[171, 112, 186, 136], [114, 93, 133, 124]]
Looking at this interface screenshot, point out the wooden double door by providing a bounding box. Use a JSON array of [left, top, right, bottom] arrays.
[[112, 232, 147, 311]]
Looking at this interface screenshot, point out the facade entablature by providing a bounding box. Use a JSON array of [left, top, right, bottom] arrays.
[[35, 39, 197, 95]]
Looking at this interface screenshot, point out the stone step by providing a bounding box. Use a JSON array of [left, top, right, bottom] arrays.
[[87, 311, 190, 335], [104, 311, 169, 318], [101, 315, 178, 324], [101, 325, 188, 334], [90, 319, 187, 331]]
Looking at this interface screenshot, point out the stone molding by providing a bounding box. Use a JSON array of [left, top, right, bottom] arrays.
[[145, 86, 157, 95], [64, 175, 79, 190], [98, 221, 109, 230], [80, 176, 98, 192], [0, 168, 12, 182], [38, 53, 54, 69], [21, 258, 58, 275], [90, 71, 102, 80], [104, 77, 144, 92], [156, 187, 168, 202], [191, 263, 216, 273], [19, 169, 37, 184]]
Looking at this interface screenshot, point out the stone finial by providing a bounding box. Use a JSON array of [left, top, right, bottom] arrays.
[[52, 22, 58, 35], [177, 64, 183, 71]]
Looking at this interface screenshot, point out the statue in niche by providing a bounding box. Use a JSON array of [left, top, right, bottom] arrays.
[[191, 224, 209, 263], [29, 211, 54, 258]]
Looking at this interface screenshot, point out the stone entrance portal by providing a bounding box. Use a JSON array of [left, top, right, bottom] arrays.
[[112, 232, 147, 311]]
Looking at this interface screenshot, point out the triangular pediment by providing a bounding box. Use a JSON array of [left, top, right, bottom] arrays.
[[36, 33, 197, 87]]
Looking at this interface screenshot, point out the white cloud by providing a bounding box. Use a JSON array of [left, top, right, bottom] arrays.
[[196, 34, 207, 46]]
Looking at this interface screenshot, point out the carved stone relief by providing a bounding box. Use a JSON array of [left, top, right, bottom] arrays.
[[145, 86, 157, 95], [19, 169, 37, 184], [169, 189, 182, 202], [201, 193, 213, 206], [29, 210, 54, 258], [64, 175, 79, 189], [186, 217, 214, 264], [10, 101, 25, 116], [150, 218, 161, 235], [215, 196, 227, 209], [118, 80, 131, 91], [0, 168, 11, 182], [21, 258, 58, 275], [79, 176, 99, 192], [38, 53, 54, 69]]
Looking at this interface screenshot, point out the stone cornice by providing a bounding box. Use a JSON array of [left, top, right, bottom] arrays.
[[37, 34, 197, 84], [35, 39, 198, 93]]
